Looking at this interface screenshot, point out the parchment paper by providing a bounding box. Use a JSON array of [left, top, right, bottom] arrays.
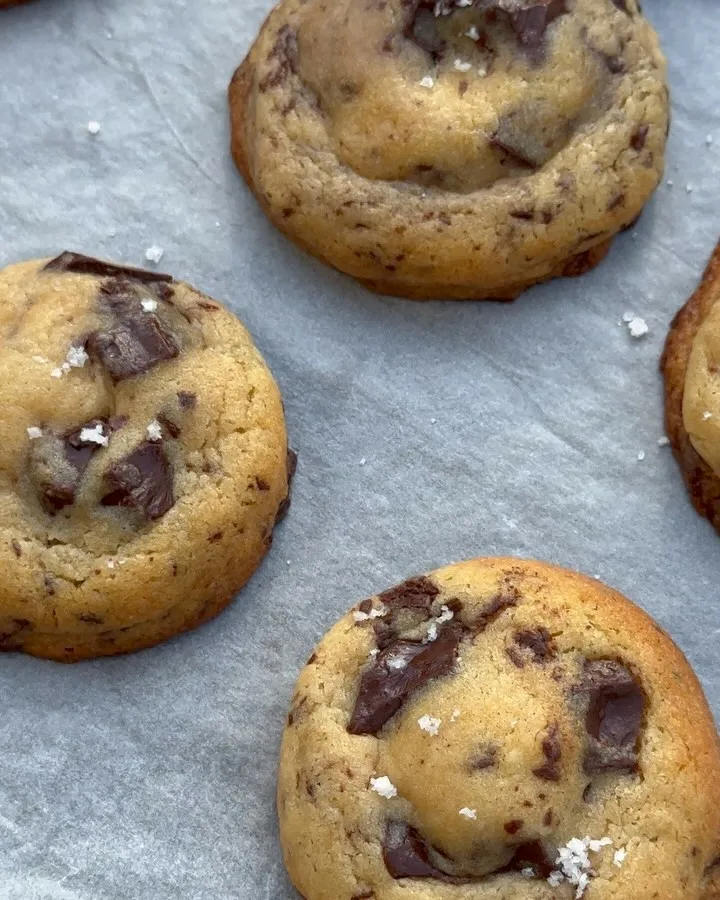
[[0, 1, 718, 897]]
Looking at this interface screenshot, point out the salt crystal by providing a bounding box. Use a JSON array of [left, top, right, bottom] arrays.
[[667, 179, 674, 187], [419, 76, 434, 89], [87, 121, 101, 135], [50, 368, 63, 379], [79, 423, 108, 446], [450, 708, 461, 721], [703, 410, 713, 420], [637, 451, 645, 461], [454, 59, 472, 72], [141, 298, 158, 312], [31, 355, 48, 364], [66, 346, 89, 368], [465, 25, 479, 39], [418, 715, 441, 735], [146, 420, 163, 442], [145, 245, 164, 264], [435, 605, 454, 624], [622, 311, 635, 323], [359, 457, 366, 466], [387, 657, 408, 671], [627, 316, 648, 338], [26, 426, 43, 440], [107, 560, 115, 569], [613, 847, 627, 867], [370, 776, 397, 799], [657, 436, 670, 446], [424, 622, 438, 643], [686, 184, 694, 194], [707, 135, 714, 146], [459, 807, 477, 819]]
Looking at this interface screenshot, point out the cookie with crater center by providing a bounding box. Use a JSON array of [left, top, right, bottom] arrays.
[[0, 252, 293, 662], [230, 0, 668, 300], [661, 240, 720, 536], [278, 558, 720, 899]]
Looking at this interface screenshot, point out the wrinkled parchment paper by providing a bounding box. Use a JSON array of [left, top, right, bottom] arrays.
[[0, 0, 718, 896]]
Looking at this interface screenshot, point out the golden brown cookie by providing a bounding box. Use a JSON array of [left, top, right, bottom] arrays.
[[0, 252, 293, 662], [230, 0, 669, 300], [278, 558, 720, 899], [661, 240, 720, 534]]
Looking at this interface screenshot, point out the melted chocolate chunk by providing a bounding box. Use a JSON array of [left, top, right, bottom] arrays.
[[87, 289, 179, 382], [275, 447, 298, 524], [31, 420, 109, 514], [532, 723, 562, 781], [383, 822, 450, 880], [502, 841, 555, 878], [501, 0, 569, 48], [177, 390, 197, 410], [504, 819, 524, 834], [630, 125, 649, 152], [44, 251, 172, 284], [579, 659, 645, 775], [469, 745, 498, 770], [259, 25, 299, 92], [378, 575, 440, 609], [514, 627, 555, 662], [348, 624, 462, 734], [102, 440, 174, 520], [473, 590, 519, 631], [157, 413, 181, 439]]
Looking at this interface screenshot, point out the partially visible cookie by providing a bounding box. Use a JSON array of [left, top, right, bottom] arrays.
[[278, 558, 720, 899], [0, 252, 293, 662], [661, 240, 720, 534], [230, 0, 669, 300]]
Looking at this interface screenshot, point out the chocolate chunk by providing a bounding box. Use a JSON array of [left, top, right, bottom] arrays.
[[630, 125, 649, 152], [178, 390, 197, 410], [378, 575, 439, 610], [503, 0, 569, 48], [543, 809, 553, 826], [503, 841, 555, 878], [469, 745, 498, 771], [382, 822, 449, 880], [348, 624, 461, 734], [504, 819, 524, 835], [44, 251, 172, 284], [510, 209, 536, 220], [11, 539, 22, 558], [102, 440, 175, 520], [275, 447, 298, 524], [578, 659, 645, 775], [31, 420, 109, 514], [87, 294, 179, 382], [514, 627, 555, 662], [473, 590, 519, 631], [532, 723, 562, 781], [490, 108, 559, 170]]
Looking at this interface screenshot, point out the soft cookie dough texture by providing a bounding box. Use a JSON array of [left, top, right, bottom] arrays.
[[279, 558, 720, 899], [663, 241, 720, 535], [0, 253, 291, 662], [231, 0, 669, 300]]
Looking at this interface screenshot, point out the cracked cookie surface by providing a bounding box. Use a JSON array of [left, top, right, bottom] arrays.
[[278, 558, 720, 899], [0, 253, 291, 661], [230, 0, 668, 300]]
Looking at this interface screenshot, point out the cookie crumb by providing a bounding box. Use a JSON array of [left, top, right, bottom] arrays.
[[145, 245, 164, 264], [26, 426, 43, 440], [657, 436, 670, 446], [87, 121, 101, 135], [80, 423, 108, 447], [453, 59, 472, 72], [418, 715, 441, 735], [146, 420, 163, 442], [637, 450, 645, 461], [370, 776, 397, 799], [419, 76, 434, 89], [459, 807, 477, 819], [613, 847, 627, 867], [141, 298, 159, 313]]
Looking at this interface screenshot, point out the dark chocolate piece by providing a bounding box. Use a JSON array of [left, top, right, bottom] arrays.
[[102, 440, 175, 520], [630, 125, 649, 151], [532, 723, 562, 781], [503, 0, 569, 48], [178, 390, 197, 410], [473, 590, 519, 631], [87, 295, 179, 382], [44, 251, 172, 284], [382, 822, 449, 880], [378, 575, 439, 609], [32, 420, 109, 514], [348, 624, 461, 734], [578, 659, 645, 775], [275, 447, 298, 524], [469, 745, 498, 771], [514, 627, 555, 662], [504, 819, 524, 834]]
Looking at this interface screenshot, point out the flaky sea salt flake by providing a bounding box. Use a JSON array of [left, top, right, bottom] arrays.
[[459, 807, 477, 819], [66, 346, 89, 368], [26, 426, 43, 440], [419, 76, 434, 89], [703, 410, 713, 420], [87, 121, 101, 135], [370, 776, 397, 799], [80, 423, 108, 447], [627, 316, 648, 338], [465, 25, 479, 39], [637, 451, 645, 461], [145, 245, 164, 264], [454, 59, 472, 72], [418, 715, 441, 735], [435, 605, 454, 624], [141, 298, 158, 312], [657, 436, 670, 446], [613, 847, 627, 867], [146, 420, 163, 441], [451, 708, 461, 721]]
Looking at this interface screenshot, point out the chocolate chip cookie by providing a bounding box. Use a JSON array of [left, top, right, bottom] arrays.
[[0, 252, 293, 662], [661, 240, 720, 536], [278, 558, 720, 899], [230, 0, 669, 300]]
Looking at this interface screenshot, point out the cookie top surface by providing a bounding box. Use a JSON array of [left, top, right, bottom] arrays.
[[232, 0, 668, 298], [0, 253, 288, 635], [681, 244, 720, 476], [278, 558, 720, 900]]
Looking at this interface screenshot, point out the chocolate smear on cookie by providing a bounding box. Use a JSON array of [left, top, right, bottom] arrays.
[[102, 440, 175, 520]]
